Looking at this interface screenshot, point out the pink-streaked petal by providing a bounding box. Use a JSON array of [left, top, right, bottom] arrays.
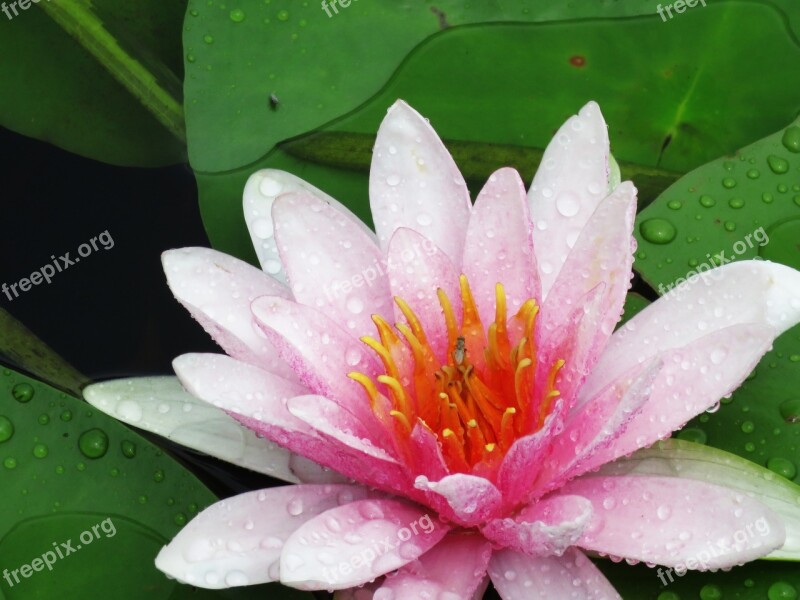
[[482, 495, 593, 557], [540, 181, 637, 369], [561, 476, 785, 569], [172, 353, 310, 435], [251, 295, 379, 413], [497, 399, 565, 503], [406, 422, 450, 482], [162, 248, 296, 381], [415, 474, 503, 526], [489, 547, 621, 600], [155, 484, 377, 588], [174, 354, 409, 494], [535, 359, 660, 495], [577, 323, 774, 473], [386, 228, 461, 362], [374, 532, 492, 600], [463, 167, 540, 325], [243, 169, 376, 283], [370, 100, 471, 265], [287, 395, 396, 460], [280, 498, 450, 590], [583, 260, 800, 402], [528, 101, 611, 298], [273, 191, 393, 339]]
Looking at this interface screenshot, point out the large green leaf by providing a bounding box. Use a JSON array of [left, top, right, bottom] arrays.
[[0, 0, 186, 166], [635, 116, 800, 484], [186, 0, 800, 262], [0, 367, 310, 600]]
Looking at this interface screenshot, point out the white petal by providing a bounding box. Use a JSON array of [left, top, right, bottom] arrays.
[[83, 376, 300, 482]]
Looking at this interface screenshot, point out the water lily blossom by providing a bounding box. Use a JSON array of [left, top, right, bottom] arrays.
[[85, 100, 800, 598]]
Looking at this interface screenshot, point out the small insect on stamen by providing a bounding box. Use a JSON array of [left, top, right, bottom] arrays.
[[453, 336, 466, 366]]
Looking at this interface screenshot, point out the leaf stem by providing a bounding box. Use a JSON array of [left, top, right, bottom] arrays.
[[38, 0, 186, 143]]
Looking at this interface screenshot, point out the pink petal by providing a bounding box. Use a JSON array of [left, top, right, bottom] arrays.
[[173, 353, 310, 435], [540, 181, 637, 370], [415, 474, 503, 526], [489, 547, 621, 600], [250, 295, 379, 415], [482, 495, 593, 557], [243, 169, 376, 283], [462, 168, 540, 325], [374, 532, 492, 599], [287, 394, 396, 460], [535, 359, 660, 495], [280, 498, 450, 590], [154, 484, 378, 588], [560, 475, 785, 569], [576, 323, 774, 473], [497, 399, 565, 503], [582, 260, 800, 403], [386, 227, 462, 362], [174, 354, 410, 495], [272, 191, 393, 340], [370, 100, 471, 266], [407, 422, 450, 482], [162, 248, 296, 381], [528, 101, 612, 298]]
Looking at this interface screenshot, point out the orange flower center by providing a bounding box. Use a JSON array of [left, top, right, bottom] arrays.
[[349, 275, 564, 474]]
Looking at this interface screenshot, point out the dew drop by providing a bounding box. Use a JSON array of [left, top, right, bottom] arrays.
[[121, 440, 137, 458], [676, 427, 707, 445], [203, 34, 214, 44], [277, 9, 290, 21], [639, 218, 677, 245], [767, 155, 789, 174], [32, 443, 48, 459], [346, 297, 364, 315], [699, 584, 722, 600], [287, 497, 304, 516], [153, 469, 165, 483], [555, 191, 581, 217], [416, 213, 432, 226], [0, 416, 13, 442], [767, 457, 797, 480], [728, 197, 745, 209], [768, 581, 798, 600], [779, 398, 800, 423], [721, 177, 737, 189], [4, 457, 17, 469], [746, 168, 760, 179], [782, 126, 800, 153], [79, 428, 109, 459], [667, 199, 682, 210], [229, 8, 246, 22], [12, 383, 34, 403], [699, 195, 716, 208], [386, 174, 401, 187], [656, 505, 672, 520]]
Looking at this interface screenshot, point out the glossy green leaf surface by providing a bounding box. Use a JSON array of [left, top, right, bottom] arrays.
[[0, 0, 186, 166], [187, 1, 800, 262], [635, 117, 800, 485], [0, 368, 310, 600]]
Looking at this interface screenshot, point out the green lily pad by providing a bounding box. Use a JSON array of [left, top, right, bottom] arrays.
[[634, 116, 800, 483], [0, 367, 310, 599], [0, 0, 186, 167], [188, 1, 800, 262]]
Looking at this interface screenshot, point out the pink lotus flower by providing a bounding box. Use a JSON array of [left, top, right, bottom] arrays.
[[87, 100, 800, 598]]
